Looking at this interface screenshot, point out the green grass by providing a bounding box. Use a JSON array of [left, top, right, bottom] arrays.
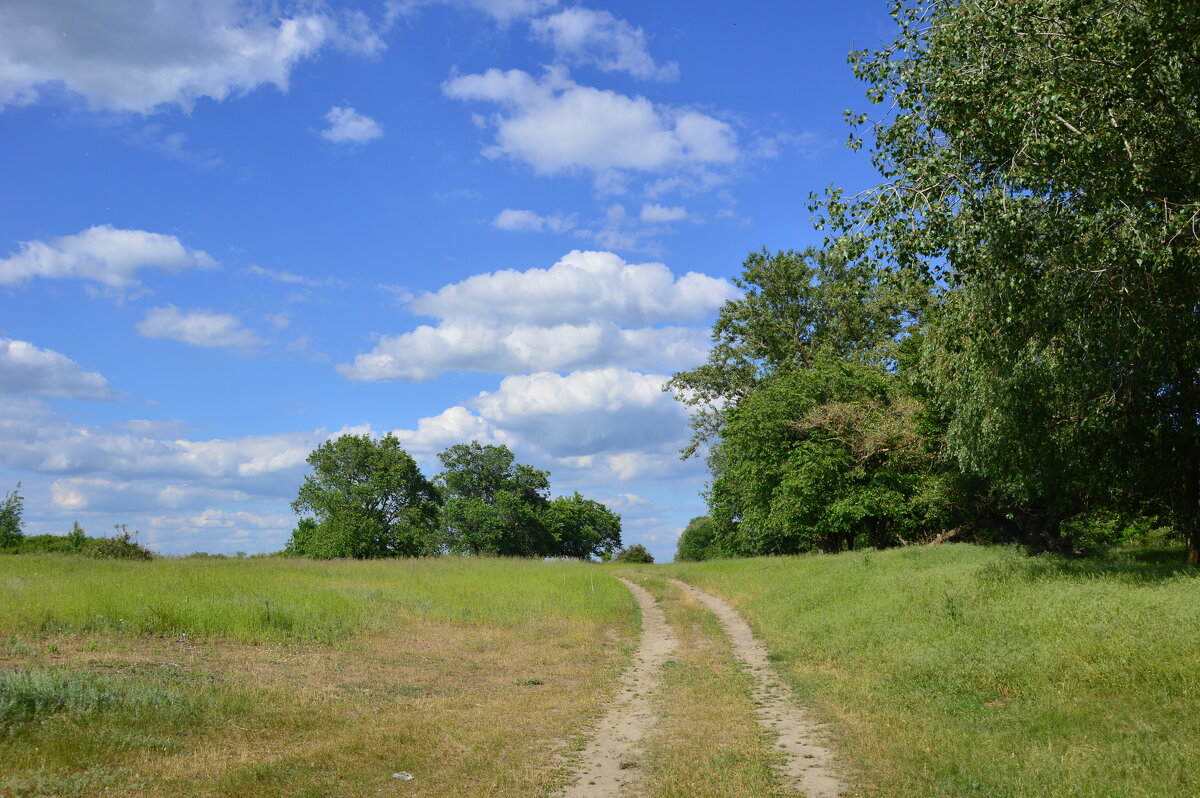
[[663, 544, 1200, 798], [0, 554, 630, 644], [0, 555, 637, 797]]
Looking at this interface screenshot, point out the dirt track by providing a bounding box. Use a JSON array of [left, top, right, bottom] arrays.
[[559, 577, 678, 797], [560, 576, 846, 797], [668, 579, 846, 798]]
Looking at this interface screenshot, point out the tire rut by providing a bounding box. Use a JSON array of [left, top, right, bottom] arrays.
[[558, 577, 678, 797], [668, 578, 847, 798]]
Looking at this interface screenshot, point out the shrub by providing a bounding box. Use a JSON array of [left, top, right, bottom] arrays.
[[613, 544, 654, 564], [88, 524, 153, 560]]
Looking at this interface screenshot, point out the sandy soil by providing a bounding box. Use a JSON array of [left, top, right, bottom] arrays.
[[558, 577, 678, 797], [668, 578, 847, 798]]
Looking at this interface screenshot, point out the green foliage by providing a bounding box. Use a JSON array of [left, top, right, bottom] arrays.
[[438, 442, 553, 556], [815, 0, 1200, 556], [88, 524, 154, 560], [67, 520, 86, 552], [613, 544, 654, 564], [1, 483, 24, 548], [545, 492, 622, 559], [666, 247, 921, 456], [1, 668, 192, 730], [709, 358, 961, 555], [290, 433, 441, 559], [674, 516, 719, 562]]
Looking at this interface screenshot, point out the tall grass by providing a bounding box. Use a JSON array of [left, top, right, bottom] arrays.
[[665, 544, 1200, 798], [0, 555, 631, 644]]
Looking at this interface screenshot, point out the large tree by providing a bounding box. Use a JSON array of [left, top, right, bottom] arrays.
[[666, 245, 920, 457], [289, 434, 441, 558], [818, 0, 1200, 559], [437, 442, 554, 556]]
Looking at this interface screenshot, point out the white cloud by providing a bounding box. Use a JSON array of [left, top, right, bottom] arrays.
[[247, 264, 342, 288], [389, 0, 557, 23], [337, 250, 735, 381], [0, 0, 384, 113], [470, 369, 685, 456], [443, 67, 738, 177], [640, 203, 688, 223], [0, 225, 216, 294], [320, 106, 383, 144], [410, 249, 736, 326], [50, 477, 250, 513], [530, 7, 678, 81], [391, 367, 704, 486], [0, 339, 114, 399], [492, 208, 576, 233], [338, 320, 709, 381], [136, 305, 263, 349]]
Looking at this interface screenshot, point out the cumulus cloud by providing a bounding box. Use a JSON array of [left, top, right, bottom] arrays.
[[443, 67, 738, 177], [492, 208, 576, 233], [338, 320, 708, 381], [389, 0, 557, 23], [0, 225, 216, 294], [391, 367, 703, 486], [320, 106, 383, 143], [337, 250, 735, 381], [640, 203, 688, 223], [51, 478, 250, 513], [0, 0, 384, 113], [0, 405, 333, 487], [136, 306, 263, 349], [530, 7, 678, 81], [0, 339, 114, 399], [411, 249, 735, 326]]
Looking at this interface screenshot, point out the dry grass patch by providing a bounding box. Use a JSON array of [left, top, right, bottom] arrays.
[[1, 556, 636, 798]]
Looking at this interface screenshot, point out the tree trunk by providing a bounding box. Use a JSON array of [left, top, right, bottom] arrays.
[[1179, 370, 1199, 566]]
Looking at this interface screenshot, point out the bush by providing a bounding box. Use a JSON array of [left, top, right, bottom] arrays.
[[613, 544, 654, 564], [88, 525, 153, 561]]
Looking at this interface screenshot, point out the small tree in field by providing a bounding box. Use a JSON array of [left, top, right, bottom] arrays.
[[0, 484, 23, 549]]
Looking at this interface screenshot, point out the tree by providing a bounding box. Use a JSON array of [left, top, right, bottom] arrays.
[[546, 492, 622, 559], [437, 442, 553, 556], [666, 246, 921, 457], [675, 516, 719, 562], [290, 434, 441, 559], [0, 484, 23, 549], [817, 0, 1200, 558], [708, 358, 957, 555]]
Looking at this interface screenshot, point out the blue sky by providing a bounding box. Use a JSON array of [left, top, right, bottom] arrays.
[[0, 0, 888, 560]]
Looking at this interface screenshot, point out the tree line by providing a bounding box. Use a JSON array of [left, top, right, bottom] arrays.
[[673, 0, 1198, 563], [286, 436, 623, 560]]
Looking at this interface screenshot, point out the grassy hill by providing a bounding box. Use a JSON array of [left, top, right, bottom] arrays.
[[663, 544, 1199, 797]]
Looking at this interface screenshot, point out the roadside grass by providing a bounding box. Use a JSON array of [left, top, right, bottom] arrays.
[[663, 544, 1200, 798], [620, 572, 789, 798], [0, 555, 636, 797]]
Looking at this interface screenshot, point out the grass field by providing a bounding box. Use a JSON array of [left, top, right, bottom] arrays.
[[0, 556, 637, 797], [662, 544, 1200, 798], [3, 546, 1197, 797]]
